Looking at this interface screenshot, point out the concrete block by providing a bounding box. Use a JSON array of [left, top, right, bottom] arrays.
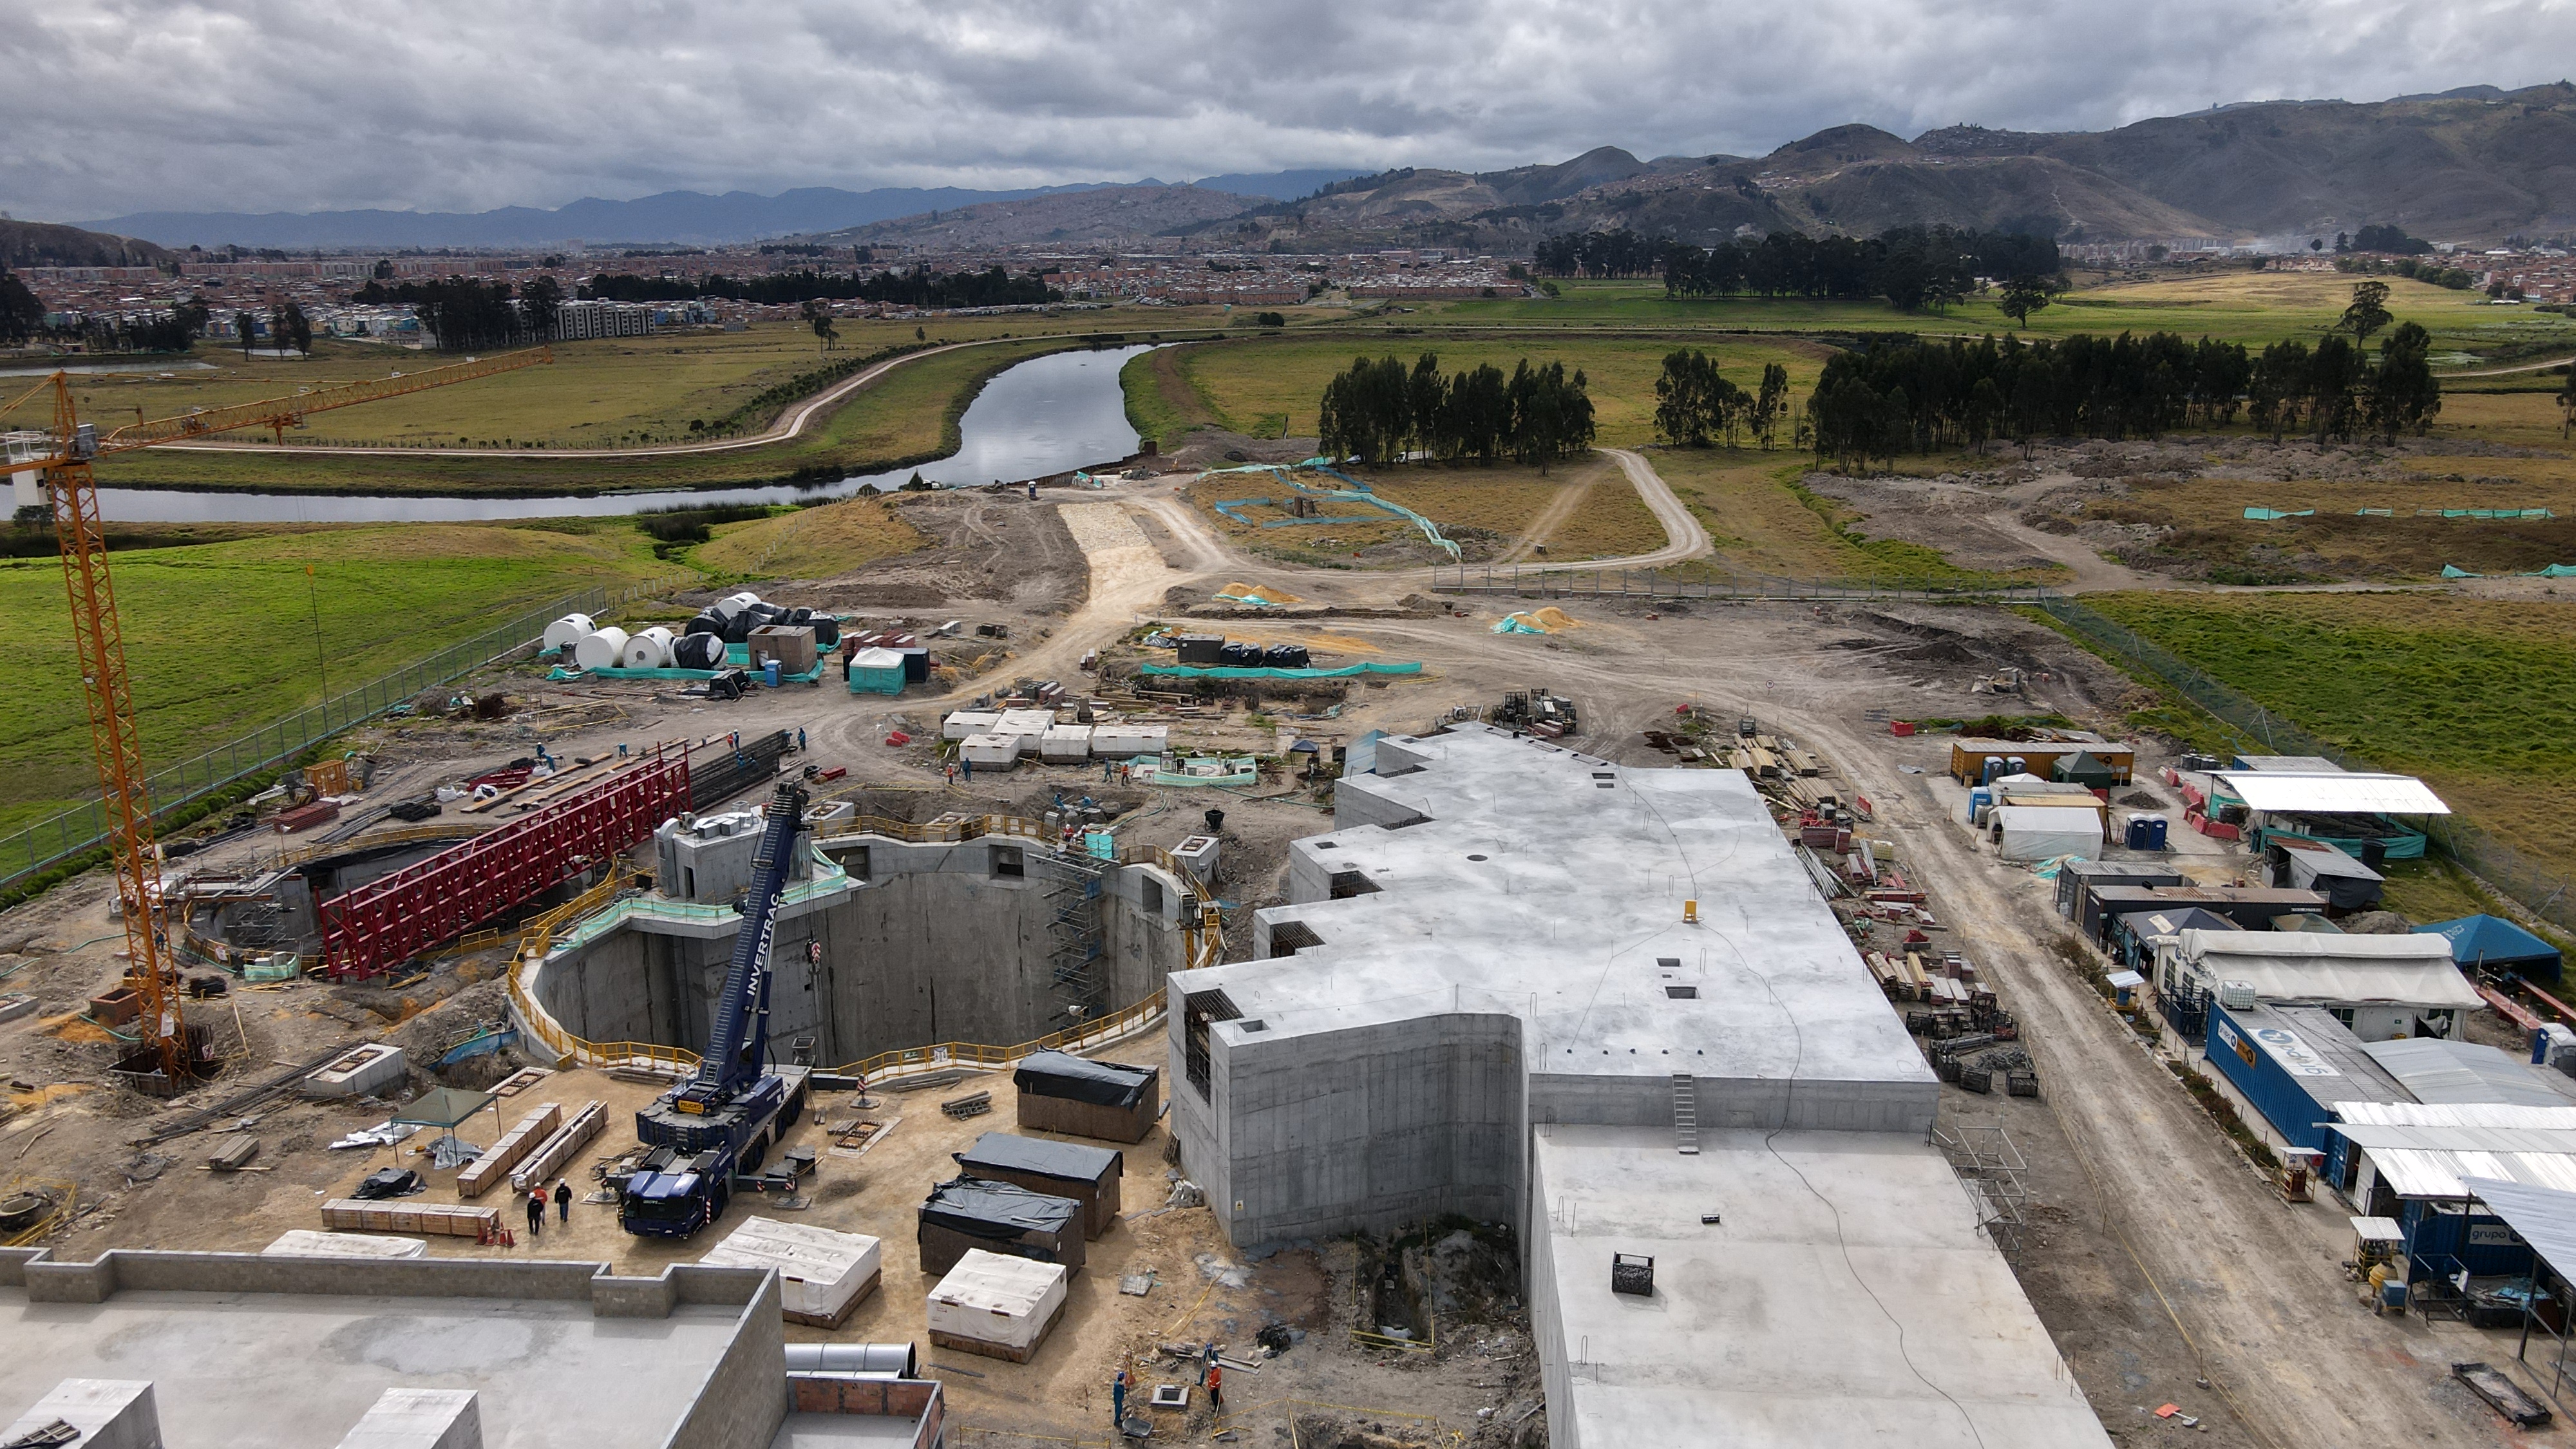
[[302, 1043, 408, 1099], [332, 1388, 480, 1449], [3, 1379, 160, 1449]]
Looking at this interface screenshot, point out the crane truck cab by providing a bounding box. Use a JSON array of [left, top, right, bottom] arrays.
[[619, 779, 815, 1239]]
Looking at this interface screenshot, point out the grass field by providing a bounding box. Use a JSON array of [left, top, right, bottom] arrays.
[[690, 495, 926, 580], [1143, 335, 1833, 448], [1648, 447, 2044, 587], [88, 336, 1083, 495], [1183, 458, 1670, 568], [1388, 272, 2576, 363], [2074, 592, 2576, 864], [37, 311, 1231, 453], [0, 523, 670, 830]]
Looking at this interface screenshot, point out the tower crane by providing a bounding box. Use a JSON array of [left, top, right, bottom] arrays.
[[1, 346, 552, 1090]]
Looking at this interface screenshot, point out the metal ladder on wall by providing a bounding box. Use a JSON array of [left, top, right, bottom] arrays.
[[1672, 1073, 1699, 1155], [1041, 851, 1109, 1021]]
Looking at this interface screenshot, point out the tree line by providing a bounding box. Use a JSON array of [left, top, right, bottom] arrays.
[[348, 276, 565, 350], [1533, 225, 2063, 312], [1806, 321, 2441, 471], [1654, 351, 1792, 448], [580, 265, 1057, 309], [1318, 353, 1597, 466]]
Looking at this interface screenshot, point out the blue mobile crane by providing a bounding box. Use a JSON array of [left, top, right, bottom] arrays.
[[620, 780, 814, 1238]]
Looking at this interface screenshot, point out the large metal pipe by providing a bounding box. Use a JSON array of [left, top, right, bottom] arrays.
[[784, 1342, 919, 1376]]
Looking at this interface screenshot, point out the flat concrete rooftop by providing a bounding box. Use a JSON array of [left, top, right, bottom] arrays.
[[0, 1287, 743, 1449], [1217, 724, 1930, 1099], [1530, 1126, 2111, 1449]]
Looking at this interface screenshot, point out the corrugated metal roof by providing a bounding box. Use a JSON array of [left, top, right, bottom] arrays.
[[2363, 1037, 2576, 1108], [2333, 1123, 2576, 1154], [2233, 755, 2347, 773], [2461, 1177, 2576, 1274], [2330, 1102, 2576, 1129], [2210, 771, 2450, 816], [2348, 1142, 2576, 1200]]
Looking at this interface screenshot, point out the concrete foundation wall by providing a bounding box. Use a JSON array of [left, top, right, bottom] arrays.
[[529, 840, 1188, 1064], [1179, 1011, 1526, 1246], [10, 1249, 766, 1312], [1526, 1146, 1578, 1449], [1528, 1073, 1934, 1136]]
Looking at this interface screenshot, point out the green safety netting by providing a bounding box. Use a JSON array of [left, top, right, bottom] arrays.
[[2249, 505, 2555, 522], [1141, 661, 1423, 679], [2442, 564, 2481, 578], [2243, 507, 2317, 520], [2441, 563, 2576, 579]]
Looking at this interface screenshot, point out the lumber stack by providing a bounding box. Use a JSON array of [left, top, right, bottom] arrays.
[[322, 1199, 498, 1237], [511, 1099, 607, 1192], [456, 1102, 562, 1198]]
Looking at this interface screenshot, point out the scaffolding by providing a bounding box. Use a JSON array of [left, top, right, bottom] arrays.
[[1041, 850, 1110, 1023], [1933, 1123, 2032, 1261]]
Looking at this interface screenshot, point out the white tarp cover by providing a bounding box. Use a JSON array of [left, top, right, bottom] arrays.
[[1992, 805, 2103, 861], [927, 1247, 1066, 1352], [2179, 930, 2481, 1009], [2461, 1177, 2576, 1276], [2363, 1037, 2576, 1108], [261, 1229, 427, 1258], [2211, 771, 2450, 816], [700, 1218, 881, 1321]]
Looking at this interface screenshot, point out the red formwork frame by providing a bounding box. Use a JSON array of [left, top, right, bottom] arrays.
[[319, 745, 692, 980]]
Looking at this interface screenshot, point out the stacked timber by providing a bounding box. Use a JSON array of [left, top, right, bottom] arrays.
[[511, 1100, 607, 1192], [323, 1200, 498, 1236], [456, 1103, 561, 1198]]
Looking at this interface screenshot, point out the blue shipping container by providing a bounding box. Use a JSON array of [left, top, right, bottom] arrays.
[[2207, 1004, 2345, 1152], [2401, 1198, 2532, 1281]]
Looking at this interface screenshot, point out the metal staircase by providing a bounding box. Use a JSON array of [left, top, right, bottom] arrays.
[[1041, 851, 1110, 1022], [1672, 1072, 1700, 1155]]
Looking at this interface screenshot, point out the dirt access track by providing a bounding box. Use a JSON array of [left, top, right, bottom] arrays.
[[0, 448, 2543, 1447]]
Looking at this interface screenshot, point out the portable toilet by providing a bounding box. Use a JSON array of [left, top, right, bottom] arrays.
[[848, 647, 906, 696]]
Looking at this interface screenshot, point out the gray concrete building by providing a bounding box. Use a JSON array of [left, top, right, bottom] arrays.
[[1167, 724, 2110, 1448]]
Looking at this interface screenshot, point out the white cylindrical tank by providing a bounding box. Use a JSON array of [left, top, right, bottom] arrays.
[[712, 591, 764, 620], [573, 627, 631, 671], [542, 613, 596, 651], [620, 627, 676, 669]]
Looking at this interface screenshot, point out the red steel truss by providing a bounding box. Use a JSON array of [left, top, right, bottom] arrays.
[[320, 746, 691, 979]]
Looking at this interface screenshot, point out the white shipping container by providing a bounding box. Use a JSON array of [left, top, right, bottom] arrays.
[[996, 708, 1057, 737], [943, 710, 1002, 741], [1040, 726, 1094, 763]]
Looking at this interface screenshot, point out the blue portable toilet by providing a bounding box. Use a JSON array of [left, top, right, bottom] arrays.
[[847, 647, 906, 696], [1968, 787, 1991, 824], [2125, 815, 2169, 850]]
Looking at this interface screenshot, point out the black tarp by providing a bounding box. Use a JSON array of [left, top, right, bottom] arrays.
[[956, 1132, 1121, 1184], [1013, 1050, 1157, 1109], [918, 1175, 1080, 1240]]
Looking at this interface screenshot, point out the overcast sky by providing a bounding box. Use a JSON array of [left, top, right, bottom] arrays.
[[5, 0, 2569, 221]]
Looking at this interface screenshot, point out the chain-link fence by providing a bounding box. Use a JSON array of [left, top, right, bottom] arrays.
[[2032, 592, 2575, 936], [0, 572, 695, 894]]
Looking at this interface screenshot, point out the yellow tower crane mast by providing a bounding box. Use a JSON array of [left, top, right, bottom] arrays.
[[5, 346, 551, 1090]]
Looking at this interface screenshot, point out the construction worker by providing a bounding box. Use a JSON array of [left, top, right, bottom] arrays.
[[524, 1186, 545, 1239], [1199, 1340, 1217, 1385], [1206, 1360, 1223, 1415], [554, 1179, 573, 1224], [1110, 1367, 1128, 1426]]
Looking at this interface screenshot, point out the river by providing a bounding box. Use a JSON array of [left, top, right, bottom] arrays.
[[85, 343, 1155, 524]]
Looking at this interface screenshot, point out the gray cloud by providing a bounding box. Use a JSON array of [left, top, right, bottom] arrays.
[[3, 0, 2568, 220]]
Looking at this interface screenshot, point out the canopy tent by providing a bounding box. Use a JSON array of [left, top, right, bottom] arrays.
[[2176, 930, 2483, 1009], [392, 1087, 495, 1130], [2419, 914, 2565, 978], [2052, 750, 2117, 790]]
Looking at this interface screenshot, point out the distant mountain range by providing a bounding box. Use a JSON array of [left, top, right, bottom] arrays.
[[41, 84, 2576, 258], [75, 171, 1367, 251]]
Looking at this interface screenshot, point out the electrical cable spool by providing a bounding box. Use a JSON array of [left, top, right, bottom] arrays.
[[620, 627, 677, 669], [572, 627, 630, 671], [542, 613, 596, 652]]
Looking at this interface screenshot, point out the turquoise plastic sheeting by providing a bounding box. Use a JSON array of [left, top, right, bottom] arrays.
[[549, 661, 826, 683], [2243, 507, 2317, 520], [2442, 564, 2481, 578], [1139, 661, 1423, 679]]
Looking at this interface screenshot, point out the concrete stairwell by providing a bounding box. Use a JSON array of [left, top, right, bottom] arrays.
[[1672, 1074, 1699, 1155]]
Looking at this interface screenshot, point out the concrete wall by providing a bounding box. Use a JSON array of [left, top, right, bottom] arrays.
[[10, 1249, 766, 1311], [658, 1271, 788, 1449], [1527, 1072, 1933, 1136], [1178, 1010, 1526, 1246], [1525, 1143, 1578, 1449], [529, 837, 1189, 1064]]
